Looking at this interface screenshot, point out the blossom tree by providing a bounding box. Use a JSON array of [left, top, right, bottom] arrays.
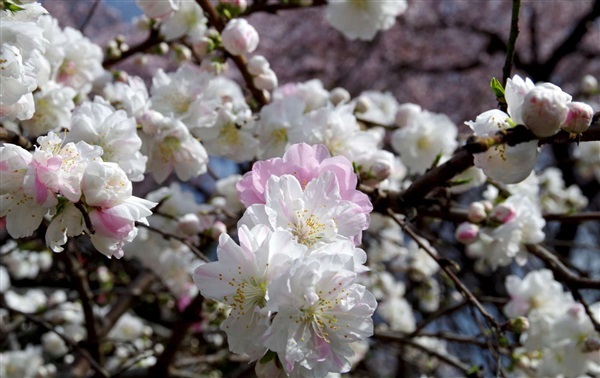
[[1, 0, 600, 377]]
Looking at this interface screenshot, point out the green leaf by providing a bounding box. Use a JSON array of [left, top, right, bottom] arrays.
[[3, 1, 25, 13], [449, 178, 472, 187], [490, 77, 505, 98]]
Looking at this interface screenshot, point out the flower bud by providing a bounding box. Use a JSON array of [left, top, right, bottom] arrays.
[[355, 96, 371, 114], [173, 44, 192, 62], [561, 101, 593, 134], [582, 337, 600, 353], [155, 42, 169, 55], [177, 213, 203, 236], [210, 220, 227, 239], [136, 0, 178, 20], [482, 200, 493, 213], [581, 75, 598, 94], [220, 0, 247, 12], [330, 87, 351, 105], [507, 316, 529, 334], [455, 222, 479, 244], [491, 203, 517, 223], [521, 84, 570, 137], [395, 103, 422, 128], [221, 18, 259, 56], [468, 202, 487, 223], [247, 55, 270, 75], [253, 68, 278, 91]]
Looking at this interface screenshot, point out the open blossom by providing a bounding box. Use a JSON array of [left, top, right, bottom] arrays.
[[504, 269, 573, 319], [67, 100, 146, 182], [391, 106, 458, 175], [466, 109, 539, 184], [194, 225, 306, 359], [237, 143, 372, 219], [159, 0, 207, 42], [263, 254, 376, 377], [140, 111, 208, 183], [239, 172, 368, 247], [136, 0, 179, 20], [325, 0, 407, 41]]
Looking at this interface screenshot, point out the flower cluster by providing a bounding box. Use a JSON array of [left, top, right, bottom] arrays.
[[455, 195, 545, 271], [504, 270, 600, 376], [194, 143, 376, 377], [0, 132, 155, 258], [466, 75, 594, 184]]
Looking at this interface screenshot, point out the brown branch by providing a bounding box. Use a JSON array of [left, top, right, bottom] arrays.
[[501, 0, 521, 87], [376, 122, 600, 213], [0, 125, 33, 149], [387, 211, 501, 332], [79, 0, 102, 34], [195, 0, 269, 108], [60, 247, 102, 366], [526, 244, 600, 290], [374, 330, 483, 377], [244, 0, 326, 15], [0, 294, 110, 378], [150, 293, 205, 376], [71, 270, 155, 376], [103, 28, 162, 69], [136, 222, 210, 262]]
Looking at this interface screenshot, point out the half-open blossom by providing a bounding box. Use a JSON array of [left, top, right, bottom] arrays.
[[239, 172, 368, 247], [221, 18, 259, 56], [237, 143, 372, 219]]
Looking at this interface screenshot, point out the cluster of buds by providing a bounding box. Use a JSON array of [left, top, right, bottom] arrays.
[[455, 200, 518, 244]]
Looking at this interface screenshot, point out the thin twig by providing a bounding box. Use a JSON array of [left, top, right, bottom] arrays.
[[136, 222, 210, 262], [502, 0, 521, 87], [79, 0, 102, 34]]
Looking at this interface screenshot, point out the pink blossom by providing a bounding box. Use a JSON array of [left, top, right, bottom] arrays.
[[237, 143, 372, 217]]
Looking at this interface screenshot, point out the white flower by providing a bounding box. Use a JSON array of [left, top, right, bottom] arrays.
[[141, 112, 208, 183], [239, 172, 368, 248], [21, 82, 76, 137], [221, 18, 259, 56], [150, 64, 220, 129], [391, 107, 458, 175], [255, 96, 305, 159], [81, 161, 132, 208], [67, 100, 146, 182], [194, 103, 258, 162], [0, 345, 44, 378], [136, 0, 179, 20], [45, 202, 86, 252], [263, 255, 376, 376], [42, 332, 68, 358], [159, 0, 207, 42], [325, 0, 407, 41], [354, 90, 399, 126], [273, 79, 330, 112], [467, 195, 544, 270], [194, 225, 306, 359], [503, 269, 573, 319], [466, 109, 539, 184], [377, 296, 416, 333], [53, 27, 104, 94], [103, 76, 150, 119]]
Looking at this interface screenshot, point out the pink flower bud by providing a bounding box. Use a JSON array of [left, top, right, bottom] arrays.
[[491, 203, 517, 223], [221, 18, 259, 56], [136, 0, 178, 21], [482, 200, 493, 213], [468, 202, 487, 223], [220, 0, 247, 12], [210, 221, 227, 239], [455, 222, 479, 244], [561, 101, 593, 134], [522, 84, 570, 137]]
